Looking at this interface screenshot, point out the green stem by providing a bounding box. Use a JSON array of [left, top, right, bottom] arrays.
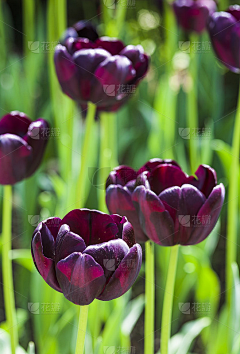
[[75, 305, 89, 354], [226, 80, 240, 308], [99, 113, 118, 212], [187, 34, 198, 174], [76, 102, 97, 208], [2, 186, 18, 354], [161, 245, 179, 354], [144, 241, 155, 354]]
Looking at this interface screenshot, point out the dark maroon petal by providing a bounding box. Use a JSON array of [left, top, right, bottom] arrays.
[[137, 159, 181, 175], [97, 244, 142, 301], [188, 184, 225, 245], [65, 38, 96, 55], [56, 252, 106, 305], [34, 217, 62, 241], [231, 23, 240, 71], [31, 231, 62, 292], [0, 111, 31, 137], [84, 239, 129, 280], [208, 12, 239, 73], [106, 166, 137, 188], [0, 134, 32, 185], [227, 5, 240, 21], [55, 224, 86, 262], [149, 164, 188, 195], [187, 164, 217, 198], [173, 0, 217, 33], [94, 55, 136, 101], [60, 209, 120, 246], [23, 119, 49, 178], [73, 21, 99, 41], [106, 185, 148, 243], [132, 186, 174, 246], [159, 186, 181, 231], [54, 44, 80, 100], [177, 184, 206, 245], [120, 45, 149, 79], [73, 48, 111, 101], [60, 27, 78, 45], [96, 37, 125, 55]]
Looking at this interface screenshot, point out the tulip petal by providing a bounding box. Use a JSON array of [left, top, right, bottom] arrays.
[[84, 239, 129, 280], [0, 111, 31, 137], [189, 184, 225, 245], [187, 164, 217, 197], [177, 184, 206, 245], [132, 186, 174, 246], [148, 164, 188, 195], [60, 209, 120, 246], [106, 185, 148, 243], [97, 244, 142, 301], [0, 134, 32, 184], [120, 45, 149, 79], [31, 231, 62, 292], [55, 224, 86, 262], [208, 12, 239, 73], [106, 165, 137, 188], [96, 37, 125, 55], [56, 252, 106, 305]]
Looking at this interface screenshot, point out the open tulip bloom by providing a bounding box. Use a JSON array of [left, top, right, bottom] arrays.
[[0, 111, 49, 185], [31, 209, 142, 305], [208, 5, 240, 73], [106, 159, 225, 246], [173, 0, 217, 33], [54, 23, 149, 112]]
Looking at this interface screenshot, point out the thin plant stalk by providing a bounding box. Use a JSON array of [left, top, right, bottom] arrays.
[[187, 34, 199, 173], [226, 80, 240, 308], [144, 241, 155, 354], [75, 305, 89, 354], [2, 185, 18, 354], [76, 102, 97, 208], [161, 245, 179, 354]]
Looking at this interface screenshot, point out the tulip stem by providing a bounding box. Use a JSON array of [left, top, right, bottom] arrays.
[[161, 245, 179, 354], [145, 241, 155, 354], [226, 80, 240, 309], [2, 185, 18, 354], [187, 34, 199, 173], [76, 102, 97, 208], [75, 305, 89, 354]]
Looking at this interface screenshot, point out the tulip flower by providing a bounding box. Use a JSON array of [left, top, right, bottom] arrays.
[[173, 0, 217, 33], [132, 163, 225, 246], [0, 111, 49, 185], [106, 159, 179, 243], [208, 5, 240, 73], [31, 209, 142, 305], [54, 29, 149, 112]]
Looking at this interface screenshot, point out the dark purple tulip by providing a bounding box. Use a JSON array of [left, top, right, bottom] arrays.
[[105, 159, 180, 243], [0, 111, 49, 185], [60, 21, 99, 45], [208, 5, 240, 73], [54, 29, 149, 112], [31, 209, 142, 305], [132, 163, 225, 246], [173, 0, 217, 33]]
